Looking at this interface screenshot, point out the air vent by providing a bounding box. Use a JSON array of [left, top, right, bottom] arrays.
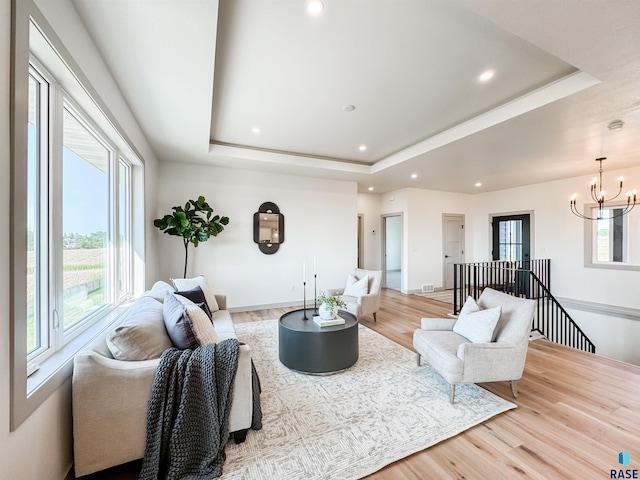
[[421, 284, 434, 293]]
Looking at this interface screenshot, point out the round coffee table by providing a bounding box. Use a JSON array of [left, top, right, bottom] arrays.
[[279, 308, 358, 374]]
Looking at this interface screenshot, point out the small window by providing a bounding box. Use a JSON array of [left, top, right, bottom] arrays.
[[586, 204, 640, 270]]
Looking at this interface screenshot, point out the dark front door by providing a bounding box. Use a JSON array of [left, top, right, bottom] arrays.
[[492, 214, 531, 297]]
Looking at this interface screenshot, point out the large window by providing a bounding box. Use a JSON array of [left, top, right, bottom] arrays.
[[25, 62, 136, 368], [12, 3, 144, 430]]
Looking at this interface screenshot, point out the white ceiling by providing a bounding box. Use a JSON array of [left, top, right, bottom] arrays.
[[71, 0, 640, 194]]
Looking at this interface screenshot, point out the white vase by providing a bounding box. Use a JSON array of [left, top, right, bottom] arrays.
[[319, 303, 338, 320]]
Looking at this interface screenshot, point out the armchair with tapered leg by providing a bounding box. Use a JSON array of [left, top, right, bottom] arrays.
[[413, 288, 535, 403], [328, 268, 382, 322]]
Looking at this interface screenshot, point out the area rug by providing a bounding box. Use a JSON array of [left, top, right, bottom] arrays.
[[222, 319, 515, 479]]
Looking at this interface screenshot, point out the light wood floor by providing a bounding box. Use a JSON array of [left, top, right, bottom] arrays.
[[80, 289, 640, 479]]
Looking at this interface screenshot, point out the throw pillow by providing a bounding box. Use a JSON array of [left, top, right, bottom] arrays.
[[174, 285, 212, 319], [144, 280, 176, 303], [459, 296, 481, 316], [163, 292, 199, 350], [343, 274, 369, 297], [171, 275, 220, 312], [453, 305, 502, 343], [107, 296, 173, 360], [185, 302, 218, 345]]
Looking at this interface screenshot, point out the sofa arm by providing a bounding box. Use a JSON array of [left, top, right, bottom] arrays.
[[214, 294, 227, 311], [228, 343, 253, 432], [420, 318, 456, 330], [72, 353, 160, 476]]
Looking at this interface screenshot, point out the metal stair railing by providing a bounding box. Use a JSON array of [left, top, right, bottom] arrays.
[[452, 260, 595, 354]]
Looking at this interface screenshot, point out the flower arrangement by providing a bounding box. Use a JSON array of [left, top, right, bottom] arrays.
[[315, 292, 347, 310]]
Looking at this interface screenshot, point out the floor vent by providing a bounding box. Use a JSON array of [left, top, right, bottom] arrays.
[[421, 284, 434, 293]]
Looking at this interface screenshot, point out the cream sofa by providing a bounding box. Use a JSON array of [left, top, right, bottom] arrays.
[[72, 289, 253, 477]]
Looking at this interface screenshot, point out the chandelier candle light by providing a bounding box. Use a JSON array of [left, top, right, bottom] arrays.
[[570, 157, 637, 220]]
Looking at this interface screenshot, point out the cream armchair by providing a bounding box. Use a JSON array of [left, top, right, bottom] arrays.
[[413, 288, 535, 403], [329, 268, 382, 322]]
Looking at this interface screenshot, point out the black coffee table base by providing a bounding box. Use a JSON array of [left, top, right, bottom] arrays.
[[279, 308, 358, 374]]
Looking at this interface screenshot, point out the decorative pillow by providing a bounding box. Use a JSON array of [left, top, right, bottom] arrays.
[[163, 292, 199, 350], [174, 285, 212, 319], [171, 275, 220, 312], [459, 296, 481, 316], [144, 280, 176, 303], [163, 292, 218, 349], [343, 274, 369, 297], [107, 296, 173, 360], [185, 302, 218, 345], [453, 305, 502, 343]]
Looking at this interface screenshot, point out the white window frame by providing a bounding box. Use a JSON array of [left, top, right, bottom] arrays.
[[584, 202, 640, 271], [11, 1, 146, 430]]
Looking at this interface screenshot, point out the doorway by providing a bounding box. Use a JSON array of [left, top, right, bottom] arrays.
[[492, 213, 532, 296], [442, 214, 465, 290], [382, 214, 402, 291], [491, 214, 531, 262]]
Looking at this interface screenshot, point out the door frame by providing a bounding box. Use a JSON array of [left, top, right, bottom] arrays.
[[442, 213, 465, 290], [488, 209, 535, 261], [357, 214, 364, 269], [381, 213, 403, 290]]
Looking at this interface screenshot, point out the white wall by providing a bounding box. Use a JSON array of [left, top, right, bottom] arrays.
[[1, 1, 159, 478], [379, 188, 473, 293], [155, 162, 358, 309], [470, 166, 640, 365], [357, 193, 382, 270]]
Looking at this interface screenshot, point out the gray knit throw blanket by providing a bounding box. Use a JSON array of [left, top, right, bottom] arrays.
[[140, 339, 240, 480]]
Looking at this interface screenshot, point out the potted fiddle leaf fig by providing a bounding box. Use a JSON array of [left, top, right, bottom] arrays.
[[154, 196, 229, 277]]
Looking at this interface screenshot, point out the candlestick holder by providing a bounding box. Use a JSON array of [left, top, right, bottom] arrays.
[[302, 281, 308, 320], [314, 274, 318, 314]]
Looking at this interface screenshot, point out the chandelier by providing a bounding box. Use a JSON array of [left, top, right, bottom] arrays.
[[570, 157, 637, 220]]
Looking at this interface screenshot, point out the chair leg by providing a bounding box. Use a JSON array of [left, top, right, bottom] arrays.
[[373, 312, 377, 322], [449, 384, 456, 404], [416, 352, 421, 366], [510, 380, 518, 398]]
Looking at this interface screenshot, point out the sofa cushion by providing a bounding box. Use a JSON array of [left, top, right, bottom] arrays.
[[163, 292, 200, 350], [185, 302, 218, 345], [164, 292, 221, 349], [453, 304, 501, 344], [344, 273, 368, 297], [144, 280, 175, 303], [171, 275, 220, 312], [106, 296, 173, 360], [174, 285, 212, 319]]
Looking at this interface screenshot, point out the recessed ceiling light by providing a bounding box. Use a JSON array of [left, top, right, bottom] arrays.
[[475, 182, 482, 187], [411, 173, 418, 179], [251, 127, 260, 134], [307, 0, 324, 15], [359, 145, 367, 152], [368, 187, 374, 191], [478, 70, 494, 82], [343, 104, 356, 112]]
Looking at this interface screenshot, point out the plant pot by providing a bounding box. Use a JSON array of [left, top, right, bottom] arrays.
[[319, 303, 338, 320]]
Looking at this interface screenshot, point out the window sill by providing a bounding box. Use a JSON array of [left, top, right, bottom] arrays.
[[584, 261, 640, 272], [26, 300, 133, 397]]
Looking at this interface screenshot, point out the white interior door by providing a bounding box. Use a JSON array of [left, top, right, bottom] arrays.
[[443, 215, 464, 289]]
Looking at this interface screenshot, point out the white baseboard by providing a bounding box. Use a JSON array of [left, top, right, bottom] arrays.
[[228, 299, 315, 313]]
